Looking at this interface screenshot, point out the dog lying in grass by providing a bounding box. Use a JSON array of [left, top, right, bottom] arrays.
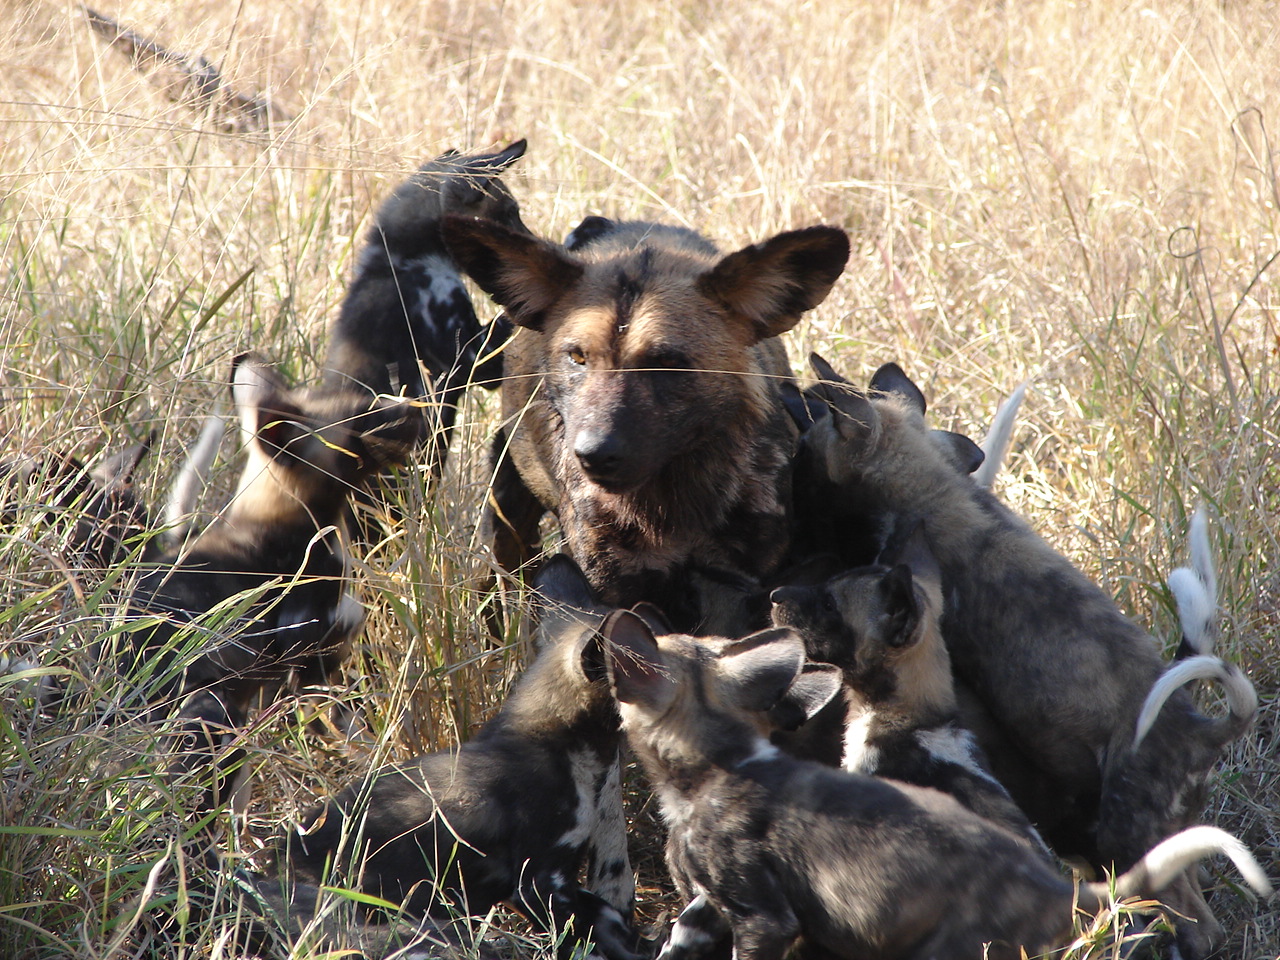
[[118, 353, 420, 815], [789, 354, 1259, 959], [769, 524, 1051, 859], [278, 554, 652, 960], [601, 611, 1271, 960]]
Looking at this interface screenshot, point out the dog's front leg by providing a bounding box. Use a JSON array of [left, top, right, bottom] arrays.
[[725, 909, 798, 960]]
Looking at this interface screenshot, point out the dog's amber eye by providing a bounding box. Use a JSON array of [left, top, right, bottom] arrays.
[[567, 347, 587, 366]]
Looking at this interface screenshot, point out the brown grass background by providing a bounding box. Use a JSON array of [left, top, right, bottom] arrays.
[[1, 1, 1277, 957]]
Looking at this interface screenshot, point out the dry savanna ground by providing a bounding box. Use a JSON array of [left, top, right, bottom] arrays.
[[1, 1, 1277, 957]]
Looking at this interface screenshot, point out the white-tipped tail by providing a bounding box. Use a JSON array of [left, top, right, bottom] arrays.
[[1115, 825, 1273, 900], [1133, 655, 1258, 750], [1168, 507, 1218, 656], [162, 413, 226, 545], [974, 381, 1028, 489]]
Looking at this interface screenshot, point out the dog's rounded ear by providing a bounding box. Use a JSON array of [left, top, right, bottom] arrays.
[[231, 355, 306, 456], [698, 226, 850, 343], [768, 663, 844, 732], [443, 216, 584, 332], [880, 565, 923, 648], [933, 430, 985, 475], [532, 553, 604, 650], [564, 215, 616, 251], [603, 609, 671, 708], [718, 626, 806, 713], [869, 362, 926, 415], [629, 601, 673, 636]]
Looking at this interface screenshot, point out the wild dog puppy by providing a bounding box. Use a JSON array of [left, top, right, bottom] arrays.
[[769, 527, 1050, 857], [601, 611, 1271, 960], [785, 362, 984, 569], [323, 140, 527, 476], [444, 214, 849, 636], [121, 354, 420, 813], [280, 555, 650, 960], [794, 355, 1259, 959]]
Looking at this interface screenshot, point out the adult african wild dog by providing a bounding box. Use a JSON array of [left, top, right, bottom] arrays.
[[792, 354, 1258, 959], [322, 140, 526, 475], [600, 611, 1271, 960], [120, 354, 420, 814], [769, 525, 1051, 857], [443, 215, 850, 636], [281, 555, 651, 960]]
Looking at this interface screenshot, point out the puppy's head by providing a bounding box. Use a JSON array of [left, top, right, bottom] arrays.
[[771, 524, 945, 705], [602, 611, 841, 770], [796, 355, 982, 516], [231, 354, 421, 516]]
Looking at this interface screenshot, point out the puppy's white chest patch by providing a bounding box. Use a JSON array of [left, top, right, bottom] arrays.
[[915, 726, 1000, 785], [841, 708, 880, 773]]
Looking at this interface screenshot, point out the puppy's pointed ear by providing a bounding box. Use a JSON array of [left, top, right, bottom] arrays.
[[880, 565, 923, 648], [532, 553, 607, 656], [718, 627, 806, 713], [780, 379, 827, 432], [230, 354, 305, 455], [483, 138, 527, 170], [879, 519, 942, 597], [870, 362, 926, 414], [629, 601, 674, 636], [768, 663, 844, 732], [604, 609, 672, 708], [90, 431, 153, 490], [564, 215, 616, 251], [809, 354, 880, 448], [443, 216, 583, 332], [698, 226, 849, 342], [934, 430, 985, 475]]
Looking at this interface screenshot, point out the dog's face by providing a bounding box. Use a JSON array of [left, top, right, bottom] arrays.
[[444, 217, 849, 493], [770, 564, 921, 676], [231, 355, 421, 515], [602, 611, 842, 771]]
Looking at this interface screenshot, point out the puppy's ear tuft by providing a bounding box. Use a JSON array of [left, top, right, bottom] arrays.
[[870, 362, 926, 414], [768, 663, 844, 731], [718, 627, 806, 712], [880, 565, 923, 648]]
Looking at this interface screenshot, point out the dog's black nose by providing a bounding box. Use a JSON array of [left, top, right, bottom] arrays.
[[574, 429, 624, 478]]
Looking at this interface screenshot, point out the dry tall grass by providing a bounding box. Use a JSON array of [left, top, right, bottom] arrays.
[[1, 1, 1277, 957]]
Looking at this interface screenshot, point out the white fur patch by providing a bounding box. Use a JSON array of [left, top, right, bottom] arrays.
[[586, 754, 635, 912], [915, 726, 1002, 786], [735, 738, 780, 768], [841, 708, 879, 773], [556, 748, 608, 852]]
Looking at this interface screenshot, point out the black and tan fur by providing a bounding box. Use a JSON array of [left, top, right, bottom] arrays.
[[279, 555, 649, 960], [602, 612, 1270, 960], [769, 529, 1050, 857], [120, 354, 420, 812], [323, 140, 526, 476], [444, 215, 849, 636], [1, 434, 154, 569], [792, 355, 1260, 958]]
